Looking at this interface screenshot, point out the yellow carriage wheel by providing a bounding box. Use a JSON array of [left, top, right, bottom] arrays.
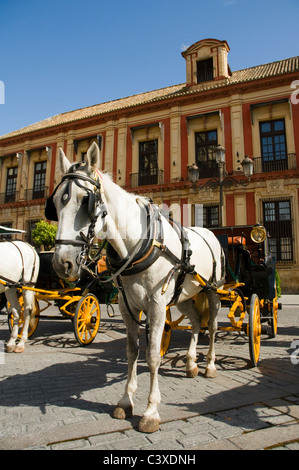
[[248, 294, 261, 367], [160, 308, 172, 357], [7, 296, 40, 339], [74, 293, 100, 346]]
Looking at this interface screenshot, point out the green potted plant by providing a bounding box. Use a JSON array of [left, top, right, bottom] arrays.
[[32, 220, 57, 251]]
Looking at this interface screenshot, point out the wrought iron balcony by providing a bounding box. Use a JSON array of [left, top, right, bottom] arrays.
[[25, 186, 49, 200], [253, 153, 297, 174], [0, 191, 20, 204], [196, 160, 219, 179], [130, 170, 164, 188]]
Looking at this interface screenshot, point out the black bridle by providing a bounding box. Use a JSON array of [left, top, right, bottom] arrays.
[[45, 165, 107, 256]]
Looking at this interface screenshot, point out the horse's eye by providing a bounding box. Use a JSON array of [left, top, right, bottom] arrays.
[[82, 195, 89, 206]]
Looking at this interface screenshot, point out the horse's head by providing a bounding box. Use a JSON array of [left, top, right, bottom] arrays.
[[48, 142, 107, 281]]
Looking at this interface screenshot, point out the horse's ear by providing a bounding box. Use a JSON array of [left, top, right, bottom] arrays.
[[59, 148, 71, 174], [86, 142, 100, 172]]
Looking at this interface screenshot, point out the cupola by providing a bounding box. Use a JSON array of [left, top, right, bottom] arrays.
[[181, 38, 231, 87]]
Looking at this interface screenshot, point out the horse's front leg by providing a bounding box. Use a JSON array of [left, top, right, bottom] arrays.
[[139, 302, 166, 433], [113, 296, 140, 420], [205, 290, 221, 378]]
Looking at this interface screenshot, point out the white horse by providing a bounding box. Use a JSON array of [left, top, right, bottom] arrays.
[[0, 241, 40, 353], [50, 142, 224, 433]]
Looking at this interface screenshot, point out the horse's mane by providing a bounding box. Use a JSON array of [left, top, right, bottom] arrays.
[[68, 161, 150, 207], [99, 170, 149, 206]]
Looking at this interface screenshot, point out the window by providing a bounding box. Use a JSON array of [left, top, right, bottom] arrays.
[[197, 58, 214, 83], [33, 161, 47, 199], [138, 140, 158, 186], [263, 199, 293, 262], [260, 119, 287, 171], [5, 167, 18, 202], [195, 130, 218, 178], [27, 220, 38, 245], [193, 204, 219, 228], [203, 205, 219, 228]]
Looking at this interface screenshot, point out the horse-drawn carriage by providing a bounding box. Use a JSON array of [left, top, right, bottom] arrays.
[[46, 142, 284, 433], [1, 238, 117, 348], [2, 142, 283, 434], [20, 250, 117, 346], [160, 223, 281, 367]]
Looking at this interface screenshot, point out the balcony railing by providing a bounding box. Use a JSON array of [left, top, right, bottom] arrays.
[[196, 160, 219, 179], [130, 170, 164, 188], [0, 192, 20, 204], [253, 153, 297, 174], [25, 186, 49, 200], [0, 187, 50, 204]]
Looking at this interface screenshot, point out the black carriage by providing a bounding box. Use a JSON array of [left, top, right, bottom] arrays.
[[161, 223, 281, 367]]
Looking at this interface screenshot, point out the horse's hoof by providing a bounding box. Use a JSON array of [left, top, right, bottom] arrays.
[[186, 366, 198, 378], [6, 344, 16, 353], [113, 406, 133, 420], [14, 345, 25, 353], [205, 367, 217, 378], [138, 417, 160, 433]]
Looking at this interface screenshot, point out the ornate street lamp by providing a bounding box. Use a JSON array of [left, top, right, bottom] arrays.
[[214, 145, 226, 164], [187, 163, 200, 184], [187, 147, 254, 227], [241, 155, 254, 179]]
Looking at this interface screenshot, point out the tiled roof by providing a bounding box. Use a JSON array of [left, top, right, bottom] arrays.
[[1, 56, 298, 141], [230, 56, 299, 84]]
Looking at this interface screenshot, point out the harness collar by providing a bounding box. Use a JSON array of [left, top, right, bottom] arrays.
[[106, 202, 164, 277]]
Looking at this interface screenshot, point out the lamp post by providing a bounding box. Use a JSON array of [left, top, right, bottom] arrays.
[[187, 147, 254, 227], [214, 145, 226, 226]]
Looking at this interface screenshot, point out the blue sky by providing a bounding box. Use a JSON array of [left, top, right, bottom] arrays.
[[0, 0, 298, 136]]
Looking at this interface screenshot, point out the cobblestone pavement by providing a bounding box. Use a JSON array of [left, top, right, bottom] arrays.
[[0, 295, 298, 451]]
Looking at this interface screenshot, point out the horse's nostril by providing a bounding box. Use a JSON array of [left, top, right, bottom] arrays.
[[64, 260, 73, 274]]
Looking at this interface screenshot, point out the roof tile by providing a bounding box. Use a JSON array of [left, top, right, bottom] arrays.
[[1, 56, 298, 141]]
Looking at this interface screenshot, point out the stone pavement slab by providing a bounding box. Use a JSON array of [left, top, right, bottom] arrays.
[[0, 295, 298, 450]]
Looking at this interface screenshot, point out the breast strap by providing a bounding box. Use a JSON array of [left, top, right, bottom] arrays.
[[106, 202, 164, 277]]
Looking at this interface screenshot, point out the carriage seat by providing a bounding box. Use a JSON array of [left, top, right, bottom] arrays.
[[97, 256, 107, 273], [216, 234, 249, 283]]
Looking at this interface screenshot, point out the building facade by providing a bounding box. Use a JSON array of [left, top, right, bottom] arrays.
[[0, 39, 299, 292]]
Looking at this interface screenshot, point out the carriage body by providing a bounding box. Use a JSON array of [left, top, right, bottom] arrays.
[[211, 224, 277, 303], [7, 250, 118, 346], [162, 224, 280, 366]]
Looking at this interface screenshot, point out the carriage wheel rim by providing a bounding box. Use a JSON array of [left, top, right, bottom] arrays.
[[271, 294, 279, 337], [8, 298, 40, 339], [75, 294, 100, 345], [249, 294, 261, 366]]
